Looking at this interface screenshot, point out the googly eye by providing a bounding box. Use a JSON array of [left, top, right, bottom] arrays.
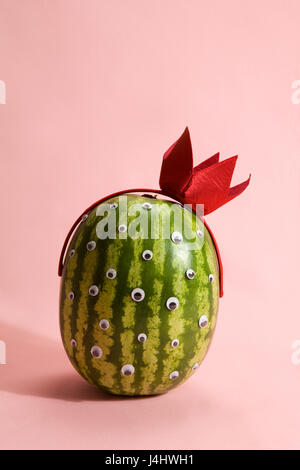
[[106, 268, 117, 279], [89, 285, 99, 296], [186, 269, 195, 279], [166, 297, 179, 311], [171, 232, 183, 244], [192, 363, 199, 370], [142, 250, 153, 261], [99, 319, 109, 330], [131, 288, 145, 302], [69, 249, 75, 258], [142, 202, 152, 210], [208, 274, 214, 282], [68, 291, 75, 301], [118, 224, 127, 233], [197, 229, 204, 238], [199, 315, 208, 328], [91, 345, 102, 358], [70, 339, 77, 348], [81, 214, 88, 222], [121, 364, 135, 376], [171, 339, 179, 348], [169, 371, 179, 380], [110, 202, 118, 209], [87, 240, 96, 251], [138, 333, 147, 342]]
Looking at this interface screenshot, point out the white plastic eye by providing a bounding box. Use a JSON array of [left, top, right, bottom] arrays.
[[87, 240, 96, 251], [89, 285, 99, 296], [91, 345, 102, 358], [110, 202, 118, 209], [68, 291, 75, 300], [142, 202, 152, 210], [199, 315, 208, 328], [131, 288, 145, 302], [99, 319, 110, 330], [118, 224, 127, 233], [197, 229, 204, 238], [142, 250, 153, 261], [138, 333, 147, 342], [208, 274, 214, 282], [121, 364, 135, 376], [81, 214, 88, 222], [70, 339, 77, 348], [171, 232, 183, 244], [171, 339, 179, 348], [169, 371, 179, 380], [69, 249, 75, 258], [166, 297, 179, 311], [192, 363, 199, 370], [106, 268, 117, 279], [186, 269, 195, 279]]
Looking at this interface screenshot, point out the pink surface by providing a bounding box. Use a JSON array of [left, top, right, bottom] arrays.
[[0, 0, 300, 450]]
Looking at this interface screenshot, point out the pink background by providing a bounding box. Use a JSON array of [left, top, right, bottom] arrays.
[[1, 0, 300, 450]]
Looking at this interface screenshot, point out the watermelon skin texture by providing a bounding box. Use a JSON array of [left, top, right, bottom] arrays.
[[59, 195, 220, 396]]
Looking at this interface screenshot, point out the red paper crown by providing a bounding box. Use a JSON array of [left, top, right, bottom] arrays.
[[160, 127, 250, 215]]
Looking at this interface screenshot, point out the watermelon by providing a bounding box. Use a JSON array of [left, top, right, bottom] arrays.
[[58, 128, 250, 396], [59, 195, 219, 395]]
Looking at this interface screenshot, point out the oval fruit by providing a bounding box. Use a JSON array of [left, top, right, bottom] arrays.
[[59, 195, 220, 396]]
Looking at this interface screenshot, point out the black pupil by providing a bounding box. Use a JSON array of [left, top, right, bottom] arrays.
[[140, 336, 145, 341], [169, 302, 176, 310], [124, 370, 131, 376], [134, 292, 142, 300], [145, 253, 150, 259], [108, 272, 113, 278]]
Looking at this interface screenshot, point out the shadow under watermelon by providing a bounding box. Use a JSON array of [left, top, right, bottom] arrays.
[[0, 321, 156, 402]]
